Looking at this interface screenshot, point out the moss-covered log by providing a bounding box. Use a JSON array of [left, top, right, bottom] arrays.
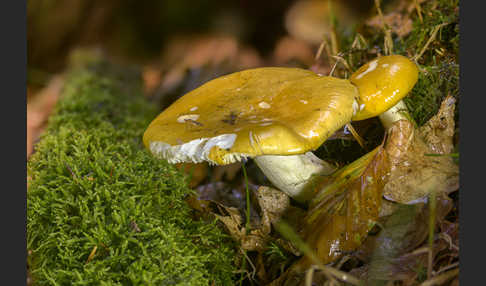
[[27, 61, 236, 285]]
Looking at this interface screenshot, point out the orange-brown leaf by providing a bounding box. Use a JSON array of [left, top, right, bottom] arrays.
[[298, 145, 389, 266]]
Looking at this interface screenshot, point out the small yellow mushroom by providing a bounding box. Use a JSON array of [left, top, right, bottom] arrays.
[[350, 55, 419, 121]]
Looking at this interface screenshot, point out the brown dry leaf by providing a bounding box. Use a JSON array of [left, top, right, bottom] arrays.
[[272, 36, 315, 67], [362, 194, 453, 282], [205, 185, 294, 252], [285, 0, 357, 45], [27, 75, 64, 158], [419, 96, 456, 154], [142, 66, 162, 95], [365, 0, 421, 38], [294, 145, 389, 268], [256, 186, 291, 231], [160, 35, 262, 90], [383, 96, 459, 203], [213, 203, 267, 252], [366, 12, 413, 38]]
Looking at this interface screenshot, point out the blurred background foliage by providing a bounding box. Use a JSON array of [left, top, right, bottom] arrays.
[[27, 0, 377, 85]]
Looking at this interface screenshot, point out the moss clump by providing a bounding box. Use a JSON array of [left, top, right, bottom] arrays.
[[27, 62, 236, 285]]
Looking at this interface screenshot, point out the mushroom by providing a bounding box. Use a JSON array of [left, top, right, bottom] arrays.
[[349, 54, 419, 128], [143, 55, 418, 203]]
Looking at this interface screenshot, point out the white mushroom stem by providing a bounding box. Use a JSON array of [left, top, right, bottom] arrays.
[[378, 100, 411, 129], [254, 152, 336, 203]]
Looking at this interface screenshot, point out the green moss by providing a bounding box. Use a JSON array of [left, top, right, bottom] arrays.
[[404, 61, 459, 126], [27, 63, 236, 285], [402, 0, 459, 126]]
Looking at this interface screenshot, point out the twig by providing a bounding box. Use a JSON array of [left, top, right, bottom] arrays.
[[86, 246, 98, 264], [240, 247, 257, 280], [427, 191, 437, 280], [414, 0, 424, 23], [345, 123, 366, 149], [275, 221, 361, 285], [438, 232, 459, 251], [374, 0, 394, 55], [412, 23, 449, 62], [242, 163, 251, 234], [305, 266, 316, 286], [331, 55, 352, 72], [315, 40, 326, 61], [65, 162, 78, 181], [419, 268, 459, 286], [433, 262, 459, 276]]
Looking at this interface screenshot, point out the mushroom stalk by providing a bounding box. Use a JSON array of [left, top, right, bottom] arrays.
[[254, 152, 336, 203], [378, 100, 410, 129]]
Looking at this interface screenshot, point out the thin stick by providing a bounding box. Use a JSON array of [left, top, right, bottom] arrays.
[[242, 162, 251, 234], [315, 41, 326, 61], [331, 55, 352, 72], [374, 0, 393, 55], [345, 123, 366, 149], [275, 221, 361, 285], [427, 191, 437, 279], [414, 0, 424, 23], [413, 23, 449, 62], [433, 262, 459, 276], [86, 246, 98, 264], [419, 268, 459, 286], [305, 266, 316, 286]]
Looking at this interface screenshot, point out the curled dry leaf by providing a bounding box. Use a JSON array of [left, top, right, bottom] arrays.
[[193, 183, 293, 252], [294, 145, 389, 268], [383, 96, 459, 204], [189, 182, 261, 225]]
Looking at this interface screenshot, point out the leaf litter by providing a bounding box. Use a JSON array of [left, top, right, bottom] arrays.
[[384, 96, 459, 204]]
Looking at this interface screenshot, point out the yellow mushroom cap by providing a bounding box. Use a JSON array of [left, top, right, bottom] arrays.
[[350, 55, 419, 121], [143, 67, 359, 165]]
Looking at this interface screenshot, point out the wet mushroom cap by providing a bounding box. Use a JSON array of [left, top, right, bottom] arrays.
[[143, 67, 359, 165], [350, 55, 419, 121]]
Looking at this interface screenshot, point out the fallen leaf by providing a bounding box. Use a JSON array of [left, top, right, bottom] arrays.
[[272, 36, 315, 67], [285, 0, 357, 44], [256, 186, 291, 232], [352, 193, 454, 283], [366, 12, 413, 38], [196, 184, 296, 253], [160, 35, 262, 91], [297, 145, 390, 267], [418, 95, 456, 154], [383, 96, 459, 203], [142, 66, 162, 95]]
